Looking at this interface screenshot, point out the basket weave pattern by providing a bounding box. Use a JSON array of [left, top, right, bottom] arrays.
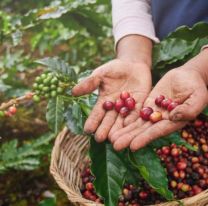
[[50, 128, 208, 206]]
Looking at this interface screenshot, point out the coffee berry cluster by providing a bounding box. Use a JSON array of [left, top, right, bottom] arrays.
[[103, 91, 136, 117], [80, 166, 103, 203], [81, 115, 208, 205], [0, 106, 17, 118], [140, 95, 179, 123], [32, 72, 65, 102]]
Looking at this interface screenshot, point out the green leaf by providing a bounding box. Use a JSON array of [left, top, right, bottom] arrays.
[[89, 139, 127, 206], [150, 132, 196, 151], [65, 101, 85, 134], [202, 107, 208, 116], [129, 147, 173, 200], [153, 38, 198, 68], [38, 197, 56, 206], [35, 57, 77, 81], [46, 96, 65, 134], [167, 22, 208, 41]]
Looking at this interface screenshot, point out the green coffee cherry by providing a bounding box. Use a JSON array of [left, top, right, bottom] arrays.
[[33, 83, 39, 89], [51, 91, 57, 97], [33, 95, 40, 102], [51, 77, 58, 84], [57, 87, 64, 94], [43, 78, 51, 85], [43, 86, 50, 92], [35, 76, 42, 83], [44, 93, 50, 98], [0, 111, 5, 118], [38, 84, 44, 90], [51, 84, 56, 90], [40, 73, 47, 79]]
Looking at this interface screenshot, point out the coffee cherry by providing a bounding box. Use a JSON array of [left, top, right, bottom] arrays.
[[40, 73, 47, 80], [161, 146, 170, 155], [194, 120, 203, 127], [181, 184, 190, 192], [33, 95, 40, 102], [8, 106, 17, 115], [161, 99, 172, 109], [140, 107, 153, 121], [119, 107, 129, 117], [103, 101, 114, 111], [51, 77, 58, 84], [179, 170, 186, 179], [115, 99, 125, 112], [155, 95, 165, 106], [139, 191, 148, 200], [167, 102, 179, 111], [177, 161, 187, 170], [192, 185, 202, 195], [0, 111, 5, 118], [149, 111, 162, 123], [50, 91, 57, 98], [170, 180, 177, 188], [83, 190, 92, 199], [171, 148, 179, 157], [125, 97, 136, 110], [120, 91, 130, 100], [57, 87, 64, 94], [33, 83, 39, 89], [35, 76, 42, 83], [182, 130, 189, 139], [4, 111, 13, 117], [86, 182, 94, 191], [202, 144, 208, 152]]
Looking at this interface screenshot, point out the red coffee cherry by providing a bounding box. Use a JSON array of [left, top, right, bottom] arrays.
[[167, 102, 179, 111], [161, 99, 172, 109], [125, 97, 136, 110], [149, 111, 162, 123], [161, 146, 170, 155], [8, 106, 17, 115], [119, 107, 129, 117], [115, 99, 125, 112], [140, 107, 153, 121], [139, 191, 148, 200], [86, 182, 94, 190], [177, 161, 187, 170], [103, 101, 114, 111], [120, 91, 130, 100], [171, 148, 180, 157], [155, 95, 165, 106]]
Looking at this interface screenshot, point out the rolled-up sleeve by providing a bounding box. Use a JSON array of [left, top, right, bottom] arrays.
[[112, 0, 159, 45]]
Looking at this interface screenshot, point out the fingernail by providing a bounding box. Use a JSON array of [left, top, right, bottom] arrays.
[[172, 113, 182, 121]]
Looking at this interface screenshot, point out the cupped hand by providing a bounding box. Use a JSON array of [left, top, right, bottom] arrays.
[[111, 67, 208, 151], [72, 59, 152, 142]]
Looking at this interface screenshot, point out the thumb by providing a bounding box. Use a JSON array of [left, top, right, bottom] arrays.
[[170, 89, 208, 121], [72, 73, 101, 96]]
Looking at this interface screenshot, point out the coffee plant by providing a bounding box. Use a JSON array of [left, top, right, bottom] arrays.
[[0, 0, 208, 205]]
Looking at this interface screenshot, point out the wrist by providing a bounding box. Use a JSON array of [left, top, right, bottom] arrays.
[[116, 35, 153, 68], [184, 49, 208, 85]]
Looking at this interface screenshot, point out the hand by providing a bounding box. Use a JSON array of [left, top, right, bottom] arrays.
[[72, 59, 152, 142], [110, 67, 208, 151]]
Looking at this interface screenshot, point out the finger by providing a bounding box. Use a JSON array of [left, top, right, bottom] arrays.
[[110, 118, 144, 144], [84, 99, 105, 133], [108, 116, 124, 141], [130, 120, 187, 151], [169, 88, 208, 121], [113, 121, 152, 151], [72, 74, 101, 96], [124, 102, 142, 126], [95, 110, 118, 142]]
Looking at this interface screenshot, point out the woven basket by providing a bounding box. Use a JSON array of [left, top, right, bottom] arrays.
[[50, 127, 208, 206]]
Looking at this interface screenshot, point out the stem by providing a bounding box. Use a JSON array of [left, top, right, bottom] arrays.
[[0, 92, 35, 110]]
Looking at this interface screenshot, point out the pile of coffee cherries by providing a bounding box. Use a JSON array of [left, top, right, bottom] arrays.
[[140, 95, 179, 123], [32, 72, 65, 102], [103, 91, 136, 117], [81, 115, 208, 205]]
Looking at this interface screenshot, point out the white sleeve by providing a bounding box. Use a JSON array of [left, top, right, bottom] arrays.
[[112, 0, 159, 46]]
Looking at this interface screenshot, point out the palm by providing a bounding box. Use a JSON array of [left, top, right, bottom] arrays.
[[72, 59, 152, 142], [110, 68, 207, 151]]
